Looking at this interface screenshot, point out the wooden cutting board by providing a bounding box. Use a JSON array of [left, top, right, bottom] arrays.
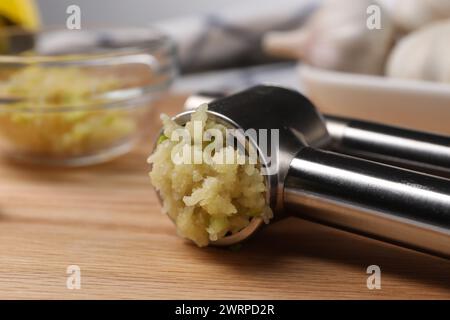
[[0, 94, 449, 299]]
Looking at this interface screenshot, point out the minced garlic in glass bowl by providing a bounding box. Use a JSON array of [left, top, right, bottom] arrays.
[[148, 105, 273, 247], [0, 27, 176, 166], [0, 66, 136, 158]]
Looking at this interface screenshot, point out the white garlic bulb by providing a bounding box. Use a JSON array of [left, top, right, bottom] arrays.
[[263, 0, 395, 74], [382, 0, 450, 31], [386, 20, 450, 83]]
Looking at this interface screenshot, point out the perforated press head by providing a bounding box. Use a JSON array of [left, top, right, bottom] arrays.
[[157, 85, 329, 245]]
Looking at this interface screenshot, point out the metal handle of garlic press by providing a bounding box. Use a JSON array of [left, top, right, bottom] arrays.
[[326, 116, 450, 177], [284, 147, 450, 259]]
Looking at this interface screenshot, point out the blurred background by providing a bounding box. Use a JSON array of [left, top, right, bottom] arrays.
[[34, 0, 318, 86], [37, 0, 253, 25]]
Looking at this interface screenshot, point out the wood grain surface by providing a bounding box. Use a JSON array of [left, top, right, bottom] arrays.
[[0, 94, 449, 299]]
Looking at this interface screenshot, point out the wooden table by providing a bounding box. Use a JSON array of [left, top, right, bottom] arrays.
[[0, 95, 449, 299]]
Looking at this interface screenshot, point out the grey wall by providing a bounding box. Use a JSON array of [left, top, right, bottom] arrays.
[[36, 0, 245, 26]]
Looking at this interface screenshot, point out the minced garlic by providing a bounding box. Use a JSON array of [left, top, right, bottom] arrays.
[[148, 105, 272, 247]]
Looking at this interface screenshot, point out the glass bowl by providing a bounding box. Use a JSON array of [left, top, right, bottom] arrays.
[[0, 26, 177, 166]]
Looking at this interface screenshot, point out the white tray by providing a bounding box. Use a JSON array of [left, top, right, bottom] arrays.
[[300, 65, 450, 135]]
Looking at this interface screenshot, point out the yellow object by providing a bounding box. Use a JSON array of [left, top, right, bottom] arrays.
[[0, 0, 40, 29]]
